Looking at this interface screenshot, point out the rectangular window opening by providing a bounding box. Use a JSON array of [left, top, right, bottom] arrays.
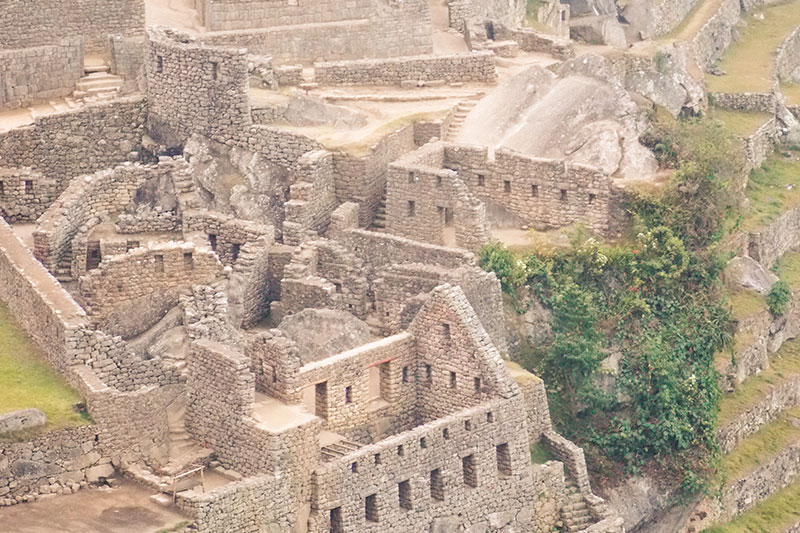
[[442, 323, 450, 339], [443, 428, 450, 440], [24, 180, 33, 194], [156, 55, 163, 73], [208, 233, 217, 252], [425, 364, 432, 383], [420, 437, 427, 449], [465, 420, 472, 431], [351, 461, 358, 473], [210, 61, 218, 80], [402, 366, 409, 383], [345, 385, 352, 404], [0, 181, 4, 195], [430, 468, 444, 501], [436, 175, 442, 187], [154, 254, 164, 273], [474, 377, 481, 393], [462, 454, 478, 487], [397, 444, 404, 457], [374, 453, 381, 465], [560, 189, 567, 201], [315, 381, 328, 419], [531, 184, 538, 197], [365, 493, 378, 522], [408, 171, 415, 183], [184, 252, 194, 269], [399, 480, 412, 510], [477, 174, 485, 186], [449, 371, 456, 389], [330, 507, 343, 533], [504, 180, 511, 193], [487, 411, 494, 423], [496, 443, 512, 476], [589, 193, 596, 204], [407, 200, 415, 217], [231, 243, 241, 261]]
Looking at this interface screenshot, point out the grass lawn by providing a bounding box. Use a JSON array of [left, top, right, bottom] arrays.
[[776, 250, 800, 289], [712, 108, 772, 137], [530, 442, 556, 464], [706, 0, 800, 94], [718, 338, 800, 427], [728, 288, 767, 322], [0, 302, 87, 438], [704, 479, 800, 532], [740, 147, 800, 232], [721, 405, 800, 481]]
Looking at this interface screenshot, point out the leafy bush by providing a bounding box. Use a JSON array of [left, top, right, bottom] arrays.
[[767, 280, 791, 316]]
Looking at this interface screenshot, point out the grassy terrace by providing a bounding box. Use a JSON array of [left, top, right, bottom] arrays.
[[706, 0, 800, 94], [718, 338, 800, 427], [712, 108, 772, 137], [722, 405, 800, 481], [783, 84, 800, 106], [739, 147, 800, 232], [776, 250, 800, 289], [705, 480, 800, 533], [0, 302, 86, 439]]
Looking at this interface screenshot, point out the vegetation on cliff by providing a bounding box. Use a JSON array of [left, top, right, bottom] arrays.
[[480, 114, 742, 495]]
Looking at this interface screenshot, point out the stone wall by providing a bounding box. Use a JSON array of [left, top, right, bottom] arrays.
[[744, 117, 781, 171], [110, 35, 146, 94], [345, 229, 475, 271], [493, 25, 575, 60], [33, 159, 186, 275], [775, 26, 800, 83], [0, 39, 83, 110], [448, 0, 526, 33], [176, 474, 297, 533], [747, 206, 800, 269], [183, 211, 273, 267], [0, 425, 110, 507], [0, 0, 144, 54], [332, 124, 417, 226], [78, 243, 223, 336], [283, 150, 337, 246], [0, 97, 146, 204], [717, 374, 800, 453], [691, 0, 742, 69], [314, 52, 496, 86], [710, 92, 776, 113], [0, 168, 53, 223], [310, 396, 535, 532], [197, 0, 433, 64]]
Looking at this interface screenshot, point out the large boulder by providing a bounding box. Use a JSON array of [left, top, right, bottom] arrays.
[[279, 309, 372, 365], [724, 256, 779, 294], [0, 408, 46, 436]]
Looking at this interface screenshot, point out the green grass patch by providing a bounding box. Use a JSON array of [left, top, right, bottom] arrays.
[[718, 339, 800, 427], [722, 405, 800, 481], [712, 108, 772, 137], [704, 479, 800, 532], [776, 250, 800, 289], [531, 442, 556, 464], [740, 148, 800, 232], [728, 288, 767, 322], [706, 0, 800, 94], [0, 301, 86, 439]]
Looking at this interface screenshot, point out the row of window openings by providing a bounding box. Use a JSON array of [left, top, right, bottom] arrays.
[[349, 413, 496, 474], [331, 445, 512, 531], [156, 55, 218, 80], [207, 234, 241, 261], [0, 181, 34, 195], [150, 253, 194, 273]]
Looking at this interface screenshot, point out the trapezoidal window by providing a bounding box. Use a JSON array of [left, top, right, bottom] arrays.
[[560, 189, 568, 201], [589, 193, 596, 204], [231, 243, 241, 262], [504, 180, 511, 193], [407, 200, 416, 217], [496, 443, 512, 476], [154, 254, 164, 273], [365, 493, 378, 522], [330, 507, 343, 533], [208, 233, 217, 252], [531, 184, 539, 197], [399, 480, 412, 510], [430, 468, 444, 501], [462, 454, 478, 487], [184, 252, 194, 270], [477, 174, 485, 186]]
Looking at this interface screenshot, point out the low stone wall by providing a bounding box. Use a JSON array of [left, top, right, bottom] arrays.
[[691, 0, 741, 70], [710, 92, 776, 113], [0, 39, 83, 110], [747, 206, 800, 269], [0, 96, 146, 205], [717, 374, 800, 453], [314, 52, 497, 86], [493, 25, 575, 60], [176, 474, 297, 533], [345, 228, 476, 270], [775, 26, 800, 83], [744, 117, 781, 171], [0, 425, 111, 507]]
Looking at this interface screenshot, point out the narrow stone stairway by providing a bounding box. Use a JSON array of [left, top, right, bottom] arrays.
[[369, 192, 387, 232], [161, 397, 214, 477], [74, 62, 124, 103], [561, 482, 593, 532], [321, 439, 362, 462], [445, 97, 480, 140]]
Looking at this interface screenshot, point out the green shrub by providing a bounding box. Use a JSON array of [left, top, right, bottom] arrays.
[[767, 280, 791, 316]]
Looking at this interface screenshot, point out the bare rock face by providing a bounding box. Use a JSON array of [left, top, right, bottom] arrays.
[[570, 15, 628, 48], [566, 0, 618, 17], [278, 309, 372, 365], [724, 256, 779, 295], [0, 408, 47, 436], [283, 95, 368, 129]]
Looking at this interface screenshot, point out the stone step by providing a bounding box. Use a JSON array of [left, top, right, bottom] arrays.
[[84, 64, 110, 75], [149, 493, 173, 507], [76, 77, 123, 91]]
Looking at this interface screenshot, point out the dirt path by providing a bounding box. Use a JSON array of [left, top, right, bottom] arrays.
[[0, 480, 188, 533], [145, 0, 203, 32], [429, 0, 469, 54], [663, 0, 728, 43]]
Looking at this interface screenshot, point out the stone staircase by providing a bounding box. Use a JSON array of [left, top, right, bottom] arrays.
[[321, 439, 362, 461], [445, 97, 480, 140], [562, 482, 593, 532], [369, 192, 387, 232], [73, 63, 123, 103], [161, 397, 214, 477], [54, 248, 74, 281]]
